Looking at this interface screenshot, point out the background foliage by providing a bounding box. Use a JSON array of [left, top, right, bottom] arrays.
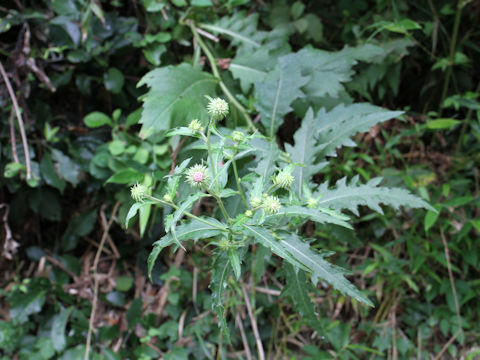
[[0, 0, 479, 359]]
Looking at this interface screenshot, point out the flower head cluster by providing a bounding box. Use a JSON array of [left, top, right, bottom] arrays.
[[185, 164, 210, 188], [131, 183, 148, 202], [263, 195, 281, 214], [273, 168, 294, 189], [188, 119, 204, 133], [206, 97, 229, 120]]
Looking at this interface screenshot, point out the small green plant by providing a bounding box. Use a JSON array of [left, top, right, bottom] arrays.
[[128, 96, 434, 338]]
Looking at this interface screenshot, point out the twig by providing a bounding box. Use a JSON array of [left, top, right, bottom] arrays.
[[433, 329, 461, 360], [196, 27, 219, 42], [440, 229, 462, 332], [0, 61, 31, 180], [45, 255, 79, 281], [254, 286, 281, 296], [84, 202, 120, 360], [9, 109, 19, 163], [99, 208, 120, 259], [235, 312, 253, 360], [242, 285, 265, 360]]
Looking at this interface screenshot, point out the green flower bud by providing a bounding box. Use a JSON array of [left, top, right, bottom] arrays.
[[273, 169, 294, 189], [131, 183, 148, 202], [250, 197, 262, 208], [218, 237, 231, 250], [188, 119, 203, 132], [307, 197, 318, 208], [185, 164, 210, 188], [232, 131, 245, 143], [263, 195, 281, 214], [206, 97, 229, 120], [163, 194, 173, 203], [245, 210, 253, 218]]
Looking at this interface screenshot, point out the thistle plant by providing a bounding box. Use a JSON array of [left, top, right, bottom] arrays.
[[127, 97, 434, 339]]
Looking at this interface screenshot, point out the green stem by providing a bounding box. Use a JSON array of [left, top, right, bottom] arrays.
[[189, 22, 256, 132], [207, 122, 232, 223], [232, 149, 249, 208], [439, 0, 463, 115], [145, 195, 228, 232]]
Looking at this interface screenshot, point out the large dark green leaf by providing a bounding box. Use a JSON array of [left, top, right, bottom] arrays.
[[138, 64, 217, 136]]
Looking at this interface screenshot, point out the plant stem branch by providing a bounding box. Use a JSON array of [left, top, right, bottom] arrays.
[[232, 150, 248, 208], [206, 123, 231, 223], [0, 61, 31, 180], [189, 22, 256, 131], [145, 195, 228, 232], [439, 0, 463, 114]]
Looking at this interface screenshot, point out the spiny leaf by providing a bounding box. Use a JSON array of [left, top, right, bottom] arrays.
[[285, 108, 327, 197], [255, 55, 309, 138], [315, 176, 436, 216], [148, 218, 226, 280], [201, 12, 261, 51], [210, 252, 232, 340], [138, 64, 217, 136], [279, 233, 373, 306], [315, 103, 403, 159], [265, 205, 352, 229], [250, 138, 281, 181], [243, 225, 308, 271], [230, 48, 270, 93], [282, 264, 321, 332], [282, 47, 356, 99]]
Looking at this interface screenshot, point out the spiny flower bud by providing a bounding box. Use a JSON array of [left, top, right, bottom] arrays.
[[206, 97, 229, 120], [188, 119, 203, 132], [185, 164, 210, 188], [307, 197, 318, 208], [250, 197, 262, 208], [232, 131, 244, 143], [163, 194, 173, 203], [131, 183, 148, 202], [245, 210, 253, 218], [273, 169, 294, 189], [263, 195, 281, 214]]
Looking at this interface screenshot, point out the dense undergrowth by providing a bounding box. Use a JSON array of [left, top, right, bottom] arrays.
[[0, 0, 479, 359]]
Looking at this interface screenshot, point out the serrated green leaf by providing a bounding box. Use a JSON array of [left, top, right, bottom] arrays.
[[228, 248, 241, 280], [138, 64, 217, 136], [285, 108, 326, 197], [283, 47, 356, 99], [282, 264, 320, 331], [251, 138, 281, 181], [315, 176, 436, 215], [201, 12, 261, 50], [148, 236, 176, 281], [280, 234, 373, 306], [265, 205, 352, 229], [230, 48, 270, 93], [315, 103, 403, 159], [255, 55, 309, 137], [243, 225, 308, 271], [210, 252, 232, 340]]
